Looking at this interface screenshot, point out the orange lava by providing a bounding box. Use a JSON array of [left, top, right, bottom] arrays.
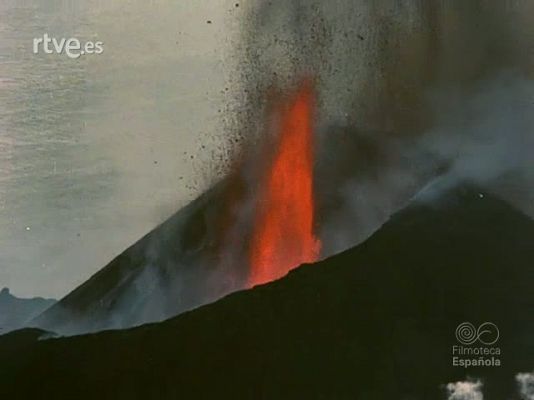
[[249, 80, 321, 285]]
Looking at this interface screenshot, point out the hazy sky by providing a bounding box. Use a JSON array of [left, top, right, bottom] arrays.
[[0, 0, 240, 298]]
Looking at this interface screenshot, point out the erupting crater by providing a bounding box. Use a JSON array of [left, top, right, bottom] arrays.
[[248, 79, 321, 285]]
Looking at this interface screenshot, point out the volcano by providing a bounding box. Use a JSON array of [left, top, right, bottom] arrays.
[[2, 183, 533, 399], [30, 84, 435, 336]]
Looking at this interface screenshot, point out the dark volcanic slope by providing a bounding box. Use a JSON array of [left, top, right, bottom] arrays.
[[32, 179, 248, 335], [0, 288, 55, 334], [2, 185, 533, 399], [33, 130, 434, 336]]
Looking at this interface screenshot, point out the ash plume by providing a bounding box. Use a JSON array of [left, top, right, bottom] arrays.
[[230, 0, 534, 257]]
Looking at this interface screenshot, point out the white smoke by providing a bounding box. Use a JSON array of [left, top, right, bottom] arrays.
[[516, 371, 534, 400], [411, 72, 534, 211], [446, 380, 484, 400], [421, 72, 534, 194]]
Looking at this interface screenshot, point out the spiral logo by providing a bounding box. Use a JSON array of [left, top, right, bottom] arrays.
[[456, 322, 478, 345], [455, 322, 500, 345], [477, 322, 500, 345]]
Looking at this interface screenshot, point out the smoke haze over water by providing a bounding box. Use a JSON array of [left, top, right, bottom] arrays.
[[0, 0, 240, 298], [2, 0, 533, 302]]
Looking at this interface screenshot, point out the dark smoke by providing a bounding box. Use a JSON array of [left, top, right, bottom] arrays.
[[229, 0, 534, 256]]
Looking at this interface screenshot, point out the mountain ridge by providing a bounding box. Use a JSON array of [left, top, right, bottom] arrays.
[[0, 288, 55, 334]]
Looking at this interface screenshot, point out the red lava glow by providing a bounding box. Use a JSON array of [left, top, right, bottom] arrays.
[[249, 79, 321, 285]]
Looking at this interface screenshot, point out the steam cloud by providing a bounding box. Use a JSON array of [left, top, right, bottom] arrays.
[[445, 380, 484, 400], [517, 372, 534, 400], [418, 73, 534, 206]]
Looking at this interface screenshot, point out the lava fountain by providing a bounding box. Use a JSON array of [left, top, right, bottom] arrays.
[[248, 79, 321, 285]]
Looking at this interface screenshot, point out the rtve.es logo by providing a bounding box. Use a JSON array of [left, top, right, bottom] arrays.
[[33, 34, 104, 59]]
